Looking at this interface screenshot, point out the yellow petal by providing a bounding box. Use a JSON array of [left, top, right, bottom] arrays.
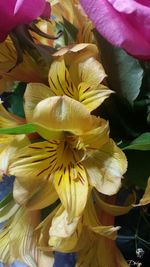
[[49, 205, 80, 238], [48, 59, 78, 100], [54, 164, 88, 220], [69, 56, 106, 88], [32, 96, 99, 136], [83, 194, 119, 240], [13, 178, 58, 210], [24, 83, 54, 121], [0, 101, 20, 128], [0, 200, 19, 223], [0, 38, 48, 84], [38, 252, 54, 267], [36, 204, 61, 251], [0, 135, 29, 180], [48, 206, 82, 252], [94, 191, 135, 216], [53, 43, 98, 63], [9, 140, 59, 179], [140, 176, 150, 205], [0, 208, 41, 266], [79, 57, 107, 85], [26, 181, 58, 210], [80, 118, 109, 149], [83, 139, 127, 195], [0, 226, 10, 263], [76, 236, 128, 267], [78, 82, 113, 112]]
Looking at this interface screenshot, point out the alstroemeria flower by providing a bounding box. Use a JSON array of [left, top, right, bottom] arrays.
[[50, 0, 94, 44], [0, 207, 54, 266], [80, 0, 150, 59], [37, 189, 134, 254], [0, 0, 50, 42], [0, 38, 50, 92], [36, 193, 120, 252], [10, 96, 127, 221], [75, 194, 128, 267], [24, 49, 112, 121]]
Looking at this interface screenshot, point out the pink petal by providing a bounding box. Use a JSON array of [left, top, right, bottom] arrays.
[[14, 0, 25, 15], [80, 0, 150, 59], [0, 0, 48, 41], [41, 2, 51, 19]]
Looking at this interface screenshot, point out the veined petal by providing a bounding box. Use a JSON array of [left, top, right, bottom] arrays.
[[0, 226, 10, 263], [80, 118, 109, 149], [79, 57, 107, 86], [9, 209, 40, 266], [0, 208, 41, 266], [0, 200, 19, 223], [83, 139, 127, 195], [78, 82, 113, 112], [48, 59, 78, 100], [9, 140, 60, 179], [32, 96, 99, 135], [24, 83, 54, 122], [0, 135, 29, 180], [54, 163, 88, 220], [26, 181, 58, 210], [13, 178, 58, 210], [69, 57, 106, 88]]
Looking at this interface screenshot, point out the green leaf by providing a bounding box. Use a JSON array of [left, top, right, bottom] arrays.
[[0, 192, 13, 209], [0, 123, 62, 140], [63, 17, 78, 44], [124, 133, 150, 151], [125, 150, 150, 189], [0, 123, 36, 135], [57, 17, 78, 46], [9, 83, 26, 118], [94, 32, 144, 105]]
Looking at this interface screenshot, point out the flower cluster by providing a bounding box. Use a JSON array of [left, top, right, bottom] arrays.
[[0, 1, 140, 266]]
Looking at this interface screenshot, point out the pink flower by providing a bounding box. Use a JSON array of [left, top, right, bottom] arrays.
[[80, 0, 150, 59], [0, 0, 50, 42]]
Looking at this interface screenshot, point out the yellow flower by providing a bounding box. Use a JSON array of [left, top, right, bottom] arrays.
[[36, 192, 119, 250], [51, 0, 94, 44], [37, 193, 129, 267], [0, 207, 54, 267], [10, 96, 127, 221], [0, 38, 50, 93], [75, 196, 129, 267], [24, 44, 112, 121]]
